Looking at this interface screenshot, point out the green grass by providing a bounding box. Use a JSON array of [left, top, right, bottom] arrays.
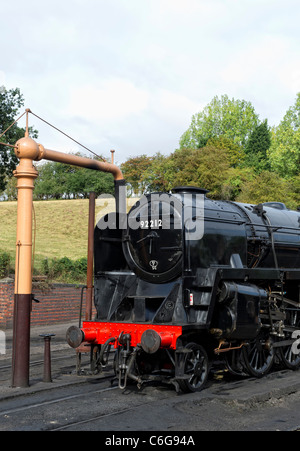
[[0, 198, 137, 276]]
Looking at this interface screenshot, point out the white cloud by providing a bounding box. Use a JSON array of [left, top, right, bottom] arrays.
[[1, 0, 300, 160], [152, 89, 202, 126], [66, 79, 149, 122], [218, 33, 300, 125], [0, 71, 5, 86], [290, 69, 300, 94], [221, 36, 286, 85], [155, 0, 227, 24]]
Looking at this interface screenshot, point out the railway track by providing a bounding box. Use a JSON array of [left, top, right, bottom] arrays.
[[0, 354, 73, 372], [0, 380, 118, 417], [1, 370, 300, 431], [0, 372, 177, 431], [0, 350, 119, 390], [0, 348, 300, 431], [0, 351, 79, 383]]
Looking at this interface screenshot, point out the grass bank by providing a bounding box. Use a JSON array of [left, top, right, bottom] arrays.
[[0, 198, 137, 282]]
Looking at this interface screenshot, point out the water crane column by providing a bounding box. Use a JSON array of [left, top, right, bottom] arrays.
[[12, 136, 40, 387], [11, 117, 125, 388]]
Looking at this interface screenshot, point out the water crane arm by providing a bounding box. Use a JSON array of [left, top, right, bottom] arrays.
[[15, 137, 124, 180]]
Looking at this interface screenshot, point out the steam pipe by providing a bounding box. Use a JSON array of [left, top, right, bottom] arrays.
[[86, 192, 95, 321]]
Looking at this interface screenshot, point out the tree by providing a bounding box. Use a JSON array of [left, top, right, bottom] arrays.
[[4, 175, 18, 200], [287, 175, 300, 210], [0, 86, 38, 191], [268, 93, 300, 178], [120, 155, 153, 195], [244, 119, 271, 172], [34, 162, 67, 200], [222, 166, 256, 201], [206, 136, 245, 167], [179, 95, 260, 150], [159, 146, 232, 199], [34, 157, 115, 200], [237, 171, 291, 206], [140, 152, 171, 193], [71, 165, 115, 198]]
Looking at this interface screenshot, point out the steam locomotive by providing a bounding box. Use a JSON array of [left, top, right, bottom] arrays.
[[67, 185, 300, 392]]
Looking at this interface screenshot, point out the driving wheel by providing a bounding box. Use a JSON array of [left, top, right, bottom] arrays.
[[177, 343, 209, 393]]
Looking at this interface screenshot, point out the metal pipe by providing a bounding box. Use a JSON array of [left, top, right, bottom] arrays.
[[35, 145, 124, 181], [110, 149, 115, 164], [86, 192, 96, 321], [79, 286, 87, 328]]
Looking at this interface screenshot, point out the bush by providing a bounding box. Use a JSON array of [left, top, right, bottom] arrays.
[[41, 256, 87, 283], [0, 252, 11, 279]]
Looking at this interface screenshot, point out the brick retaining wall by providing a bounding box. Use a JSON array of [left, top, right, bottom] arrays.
[[0, 280, 96, 330], [0, 282, 14, 330]]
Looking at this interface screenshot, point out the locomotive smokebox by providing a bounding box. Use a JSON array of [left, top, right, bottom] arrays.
[[141, 329, 173, 354]]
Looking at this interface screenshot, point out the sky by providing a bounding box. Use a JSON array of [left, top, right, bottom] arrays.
[[1, 0, 299, 164]]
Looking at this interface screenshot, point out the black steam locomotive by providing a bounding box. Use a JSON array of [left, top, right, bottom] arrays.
[[67, 186, 300, 392]]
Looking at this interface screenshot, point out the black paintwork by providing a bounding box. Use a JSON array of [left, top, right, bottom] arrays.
[[93, 188, 300, 342]]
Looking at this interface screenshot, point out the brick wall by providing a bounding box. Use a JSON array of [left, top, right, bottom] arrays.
[[0, 280, 96, 330], [0, 282, 15, 330]]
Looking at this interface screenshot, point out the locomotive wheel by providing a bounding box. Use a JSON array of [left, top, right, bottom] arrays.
[[177, 343, 209, 393], [278, 309, 300, 370], [225, 348, 249, 377], [242, 334, 274, 378], [279, 341, 300, 370]]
